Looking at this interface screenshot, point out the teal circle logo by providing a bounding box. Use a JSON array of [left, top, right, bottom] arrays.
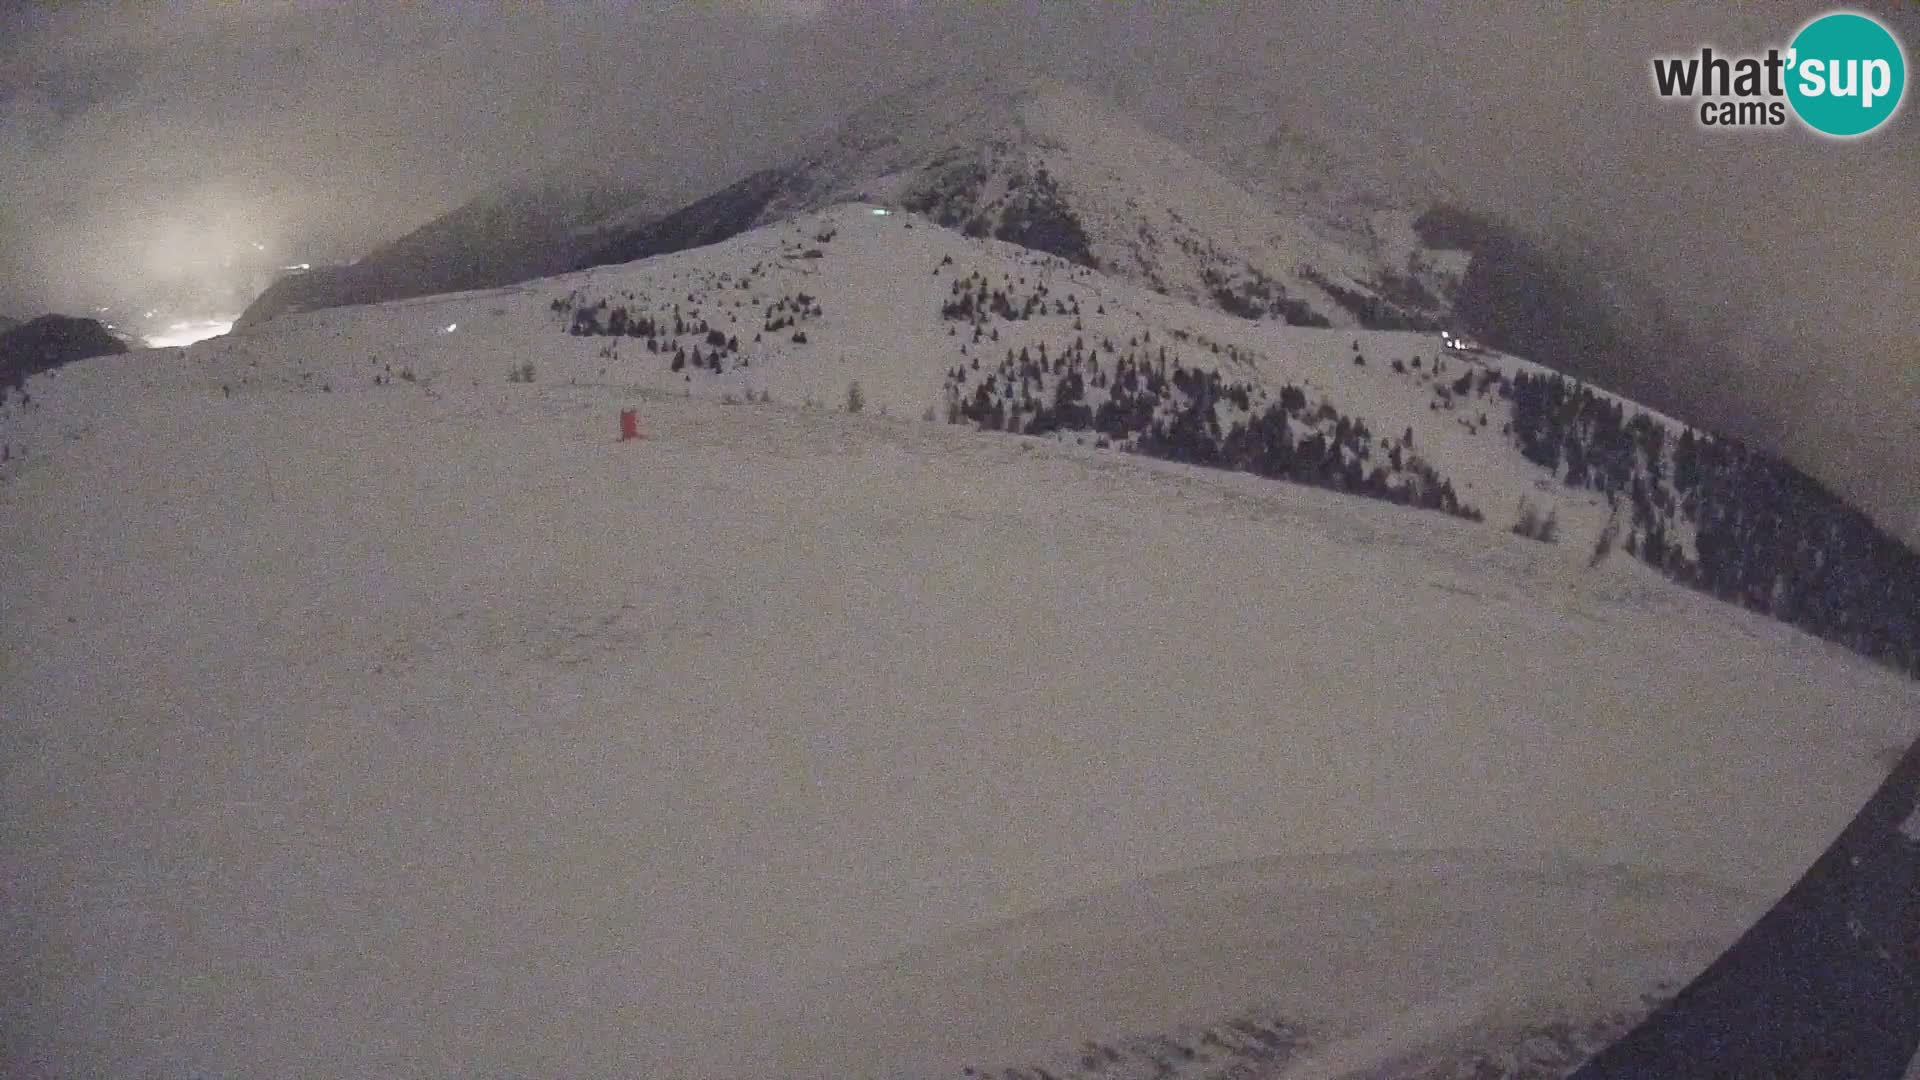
[[1786, 12, 1906, 136]]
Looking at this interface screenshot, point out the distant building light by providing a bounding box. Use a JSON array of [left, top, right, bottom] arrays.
[[871, 207, 891, 216], [444, 323, 458, 333]]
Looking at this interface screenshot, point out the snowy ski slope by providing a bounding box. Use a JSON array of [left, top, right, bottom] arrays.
[[3, 207, 1916, 1078]]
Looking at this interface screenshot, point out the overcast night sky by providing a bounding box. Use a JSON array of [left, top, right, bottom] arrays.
[[1, 0, 1915, 535]]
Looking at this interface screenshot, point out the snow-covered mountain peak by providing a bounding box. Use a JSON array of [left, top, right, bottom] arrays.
[[580, 78, 1465, 334]]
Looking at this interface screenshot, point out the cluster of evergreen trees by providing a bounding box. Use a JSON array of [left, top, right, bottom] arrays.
[[1199, 265, 1330, 327], [1298, 268, 1443, 332], [552, 290, 750, 376], [901, 159, 1097, 269], [761, 292, 821, 334], [1404, 353, 1503, 434], [942, 335, 1480, 522], [898, 157, 991, 230], [564, 298, 740, 353], [1509, 369, 1920, 678], [1685, 438, 1920, 674], [553, 281, 833, 380], [940, 269, 1083, 325], [984, 167, 1097, 269]]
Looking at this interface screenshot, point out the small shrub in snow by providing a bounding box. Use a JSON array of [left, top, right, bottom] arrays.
[[1512, 497, 1541, 539], [1511, 497, 1559, 543], [846, 381, 865, 414], [1590, 518, 1618, 567]]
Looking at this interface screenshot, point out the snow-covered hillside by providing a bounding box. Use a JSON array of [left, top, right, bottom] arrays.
[[5, 206, 1919, 1078], [581, 76, 1459, 332], [112, 205, 1747, 575]]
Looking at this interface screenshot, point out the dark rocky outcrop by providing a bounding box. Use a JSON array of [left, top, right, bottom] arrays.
[[577, 168, 795, 270], [1, 315, 128, 388]]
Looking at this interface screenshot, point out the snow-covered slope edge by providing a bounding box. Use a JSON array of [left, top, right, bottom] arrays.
[[769, 850, 1735, 1079]]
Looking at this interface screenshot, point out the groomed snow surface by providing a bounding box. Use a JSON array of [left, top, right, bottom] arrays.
[[5, 207, 1919, 1078]]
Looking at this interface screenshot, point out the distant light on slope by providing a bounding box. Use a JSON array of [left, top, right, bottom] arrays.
[[145, 318, 234, 348], [871, 207, 891, 216], [444, 323, 458, 333]]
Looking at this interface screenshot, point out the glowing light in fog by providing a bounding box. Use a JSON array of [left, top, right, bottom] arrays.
[[145, 319, 234, 348]]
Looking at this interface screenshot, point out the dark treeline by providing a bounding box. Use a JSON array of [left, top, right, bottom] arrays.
[[900, 159, 1099, 270], [1510, 369, 1920, 677], [943, 329, 1480, 522], [1299, 267, 1444, 332], [1200, 265, 1332, 328]]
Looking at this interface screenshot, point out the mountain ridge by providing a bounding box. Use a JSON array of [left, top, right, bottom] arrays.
[[236, 178, 671, 328], [578, 76, 1461, 334], [230, 74, 1720, 462]]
